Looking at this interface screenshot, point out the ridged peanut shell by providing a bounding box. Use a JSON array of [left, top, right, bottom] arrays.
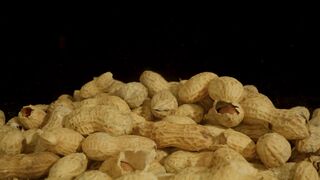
[[132, 98, 154, 121], [310, 108, 320, 127], [79, 72, 114, 98], [217, 129, 256, 160], [63, 105, 133, 136], [137, 121, 214, 151], [174, 104, 204, 123], [206, 101, 244, 127], [234, 123, 270, 141], [116, 82, 148, 108], [0, 152, 60, 179], [38, 128, 84, 156], [293, 161, 319, 180], [22, 128, 42, 153], [18, 105, 47, 129], [115, 171, 157, 180], [162, 115, 196, 124], [256, 133, 291, 168], [208, 76, 244, 103], [0, 110, 5, 126], [139, 70, 169, 97], [48, 153, 88, 179], [75, 170, 112, 180], [178, 72, 218, 103], [163, 150, 214, 173], [151, 90, 178, 119], [82, 132, 156, 161], [296, 125, 320, 153], [0, 126, 24, 155]]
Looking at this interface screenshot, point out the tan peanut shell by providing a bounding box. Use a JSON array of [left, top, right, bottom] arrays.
[[242, 84, 259, 100], [43, 98, 74, 131], [0, 110, 5, 126], [115, 171, 158, 180], [196, 95, 214, 113], [63, 105, 133, 136], [137, 121, 214, 151], [6, 116, 23, 130], [204, 124, 227, 137], [22, 128, 42, 153], [178, 72, 218, 103], [48, 153, 88, 180], [79, 72, 114, 98], [75, 170, 112, 180], [151, 90, 178, 119], [82, 132, 156, 161], [257, 133, 291, 168], [99, 152, 135, 178], [210, 147, 258, 180], [147, 161, 167, 176], [163, 150, 214, 173], [106, 79, 126, 95], [217, 129, 256, 160], [310, 108, 320, 127], [162, 115, 196, 124], [0, 152, 60, 179], [171, 167, 212, 180], [168, 81, 181, 99], [293, 161, 319, 180], [0, 125, 24, 155], [174, 104, 204, 123], [234, 123, 270, 141], [18, 105, 47, 129], [269, 162, 297, 180], [38, 127, 84, 156], [296, 125, 320, 153], [77, 93, 131, 113], [116, 82, 148, 108], [132, 98, 154, 121], [241, 94, 309, 140], [139, 70, 170, 97], [206, 101, 244, 127], [208, 76, 244, 103]]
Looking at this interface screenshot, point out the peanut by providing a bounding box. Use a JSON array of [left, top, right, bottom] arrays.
[[151, 90, 178, 119], [79, 72, 114, 98], [82, 132, 156, 161], [139, 70, 170, 97], [293, 161, 319, 180], [18, 104, 47, 129], [0, 109, 5, 126], [48, 153, 88, 180], [115, 171, 157, 180], [256, 133, 291, 168], [174, 103, 204, 123], [0, 152, 60, 179], [115, 82, 148, 108], [178, 72, 218, 103], [0, 125, 24, 155]]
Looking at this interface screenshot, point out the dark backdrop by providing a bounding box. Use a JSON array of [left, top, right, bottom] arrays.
[[1, 9, 319, 119]]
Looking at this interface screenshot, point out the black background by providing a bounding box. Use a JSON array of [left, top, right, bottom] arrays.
[[1, 9, 319, 119]]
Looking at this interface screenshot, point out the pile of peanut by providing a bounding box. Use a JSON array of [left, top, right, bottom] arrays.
[[0, 70, 319, 180]]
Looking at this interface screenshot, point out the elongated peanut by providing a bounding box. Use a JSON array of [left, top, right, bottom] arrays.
[[204, 124, 227, 137], [178, 72, 218, 103], [257, 133, 291, 168], [82, 132, 156, 161], [293, 161, 319, 180], [38, 127, 84, 156], [79, 72, 114, 98], [137, 121, 214, 151], [0, 110, 5, 126], [0, 125, 24, 155], [139, 70, 170, 97], [48, 153, 88, 180], [63, 105, 133, 136], [0, 152, 60, 179], [208, 76, 244, 103], [163, 150, 214, 173], [18, 104, 47, 129], [76, 93, 131, 113], [151, 90, 178, 119], [116, 82, 148, 108], [174, 104, 204, 123], [75, 170, 112, 180], [241, 94, 309, 140]]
